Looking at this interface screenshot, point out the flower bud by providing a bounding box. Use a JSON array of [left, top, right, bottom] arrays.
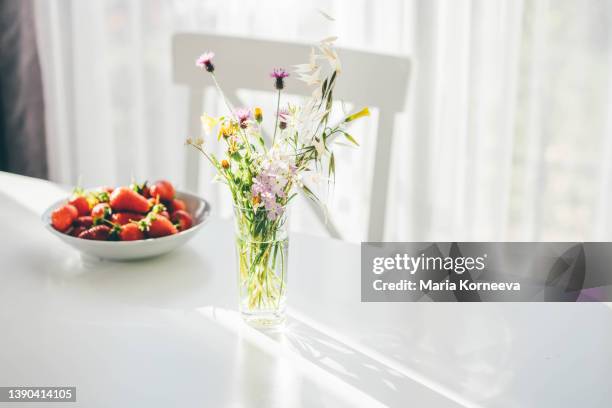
[[254, 107, 263, 123]]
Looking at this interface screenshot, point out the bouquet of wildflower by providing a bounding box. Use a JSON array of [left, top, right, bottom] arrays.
[[187, 38, 369, 323]]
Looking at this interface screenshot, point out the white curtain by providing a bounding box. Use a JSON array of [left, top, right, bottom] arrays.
[[34, 0, 612, 242]]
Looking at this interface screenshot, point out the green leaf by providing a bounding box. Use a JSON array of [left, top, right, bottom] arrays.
[[301, 184, 321, 204], [342, 131, 359, 146], [328, 152, 335, 183]]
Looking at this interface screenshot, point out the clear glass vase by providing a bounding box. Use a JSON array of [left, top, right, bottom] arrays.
[[233, 205, 289, 328]]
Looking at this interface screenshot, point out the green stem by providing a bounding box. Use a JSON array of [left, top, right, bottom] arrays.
[[272, 89, 281, 145], [210, 73, 253, 156], [277, 243, 285, 309]]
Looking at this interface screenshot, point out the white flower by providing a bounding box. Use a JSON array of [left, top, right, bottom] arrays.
[[310, 171, 324, 185], [309, 47, 318, 67], [319, 36, 338, 45], [298, 67, 322, 86], [319, 44, 341, 73]]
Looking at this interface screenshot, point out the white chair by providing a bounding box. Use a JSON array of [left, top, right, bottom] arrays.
[[172, 33, 410, 241]]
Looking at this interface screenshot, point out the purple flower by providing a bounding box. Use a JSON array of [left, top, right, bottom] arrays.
[[250, 153, 294, 220], [278, 108, 289, 130], [196, 51, 215, 73], [235, 108, 252, 129], [270, 68, 289, 90]]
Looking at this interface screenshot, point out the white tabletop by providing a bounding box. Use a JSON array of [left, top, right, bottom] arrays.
[[0, 171, 610, 408]]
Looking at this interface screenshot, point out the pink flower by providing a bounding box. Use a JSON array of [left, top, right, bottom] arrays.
[[278, 108, 289, 130], [270, 68, 289, 90], [250, 152, 294, 220], [235, 108, 252, 129], [196, 52, 215, 72]]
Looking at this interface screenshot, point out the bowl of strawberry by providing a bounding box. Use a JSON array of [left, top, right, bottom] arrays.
[[42, 180, 210, 261]]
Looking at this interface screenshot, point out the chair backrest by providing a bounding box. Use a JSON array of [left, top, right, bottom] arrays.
[[172, 33, 410, 241]]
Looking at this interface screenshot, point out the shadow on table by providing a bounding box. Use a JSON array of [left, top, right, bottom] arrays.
[[22, 244, 218, 309], [260, 314, 463, 408], [195, 308, 466, 406]]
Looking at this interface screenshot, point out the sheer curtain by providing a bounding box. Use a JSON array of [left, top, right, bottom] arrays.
[[33, 0, 612, 242]]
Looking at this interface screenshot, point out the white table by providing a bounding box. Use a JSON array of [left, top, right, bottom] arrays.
[[0, 171, 610, 408]]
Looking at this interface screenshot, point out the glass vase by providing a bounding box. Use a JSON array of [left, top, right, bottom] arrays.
[[233, 205, 289, 328]]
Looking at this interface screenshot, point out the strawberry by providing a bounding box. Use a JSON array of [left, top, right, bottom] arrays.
[[91, 203, 112, 223], [111, 212, 144, 225], [109, 187, 150, 213], [69, 195, 90, 216], [100, 186, 114, 194], [74, 216, 93, 229], [139, 214, 177, 238], [172, 210, 193, 231], [149, 180, 175, 202], [51, 204, 78, 232], [78, 225, 111, 241], [170, 198, 186, 213], [119, 223, 145, 241], [70, 226, 86, 237]]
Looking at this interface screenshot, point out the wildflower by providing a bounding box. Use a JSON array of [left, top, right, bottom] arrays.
[[221, 159, 230, 169], [220, 125, 231, 139], [186, 136, 203, 148], [270, 68, 289, 90], [254, 107, 263, 123], [294, 48, 318, 73], [296, 67, 321, 86], [319, 44, 341, 73], [344, 107, 370, 122], [278, 108, 289, 130], [227, 138, 239, 154], [201, 113, 220, 136], [320, 36, 338, 44], [249, 149, 296, 220], [219, 122, 237, 139], [195, 51, 215, 73], [236, 108, 252, 129]]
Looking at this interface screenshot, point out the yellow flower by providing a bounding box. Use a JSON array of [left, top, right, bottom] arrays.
[[254, 107, 263, 123], [221, 159, 230, 169], [219, 124, 233, 139], [344, 107, 370, 123], [201, 113, 219, 136]]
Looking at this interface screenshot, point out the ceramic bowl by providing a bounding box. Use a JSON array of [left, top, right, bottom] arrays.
[[42, 190, 210, 261]]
